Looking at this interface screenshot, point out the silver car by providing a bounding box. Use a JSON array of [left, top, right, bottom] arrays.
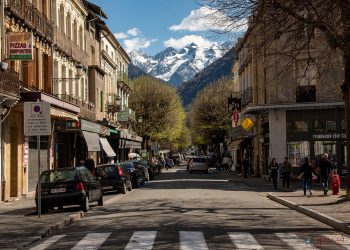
[[189, 157, 209, 174]]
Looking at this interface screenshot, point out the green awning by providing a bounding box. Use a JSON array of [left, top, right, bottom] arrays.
[[109, 128, 119, 134]]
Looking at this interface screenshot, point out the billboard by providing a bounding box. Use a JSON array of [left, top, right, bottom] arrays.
[[8, 32, 33, 60]]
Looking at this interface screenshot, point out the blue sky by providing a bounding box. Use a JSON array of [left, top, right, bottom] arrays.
[[90, 0, 243, 56]]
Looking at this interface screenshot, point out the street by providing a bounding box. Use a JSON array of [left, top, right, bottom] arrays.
[[27, 166, 350, 250]]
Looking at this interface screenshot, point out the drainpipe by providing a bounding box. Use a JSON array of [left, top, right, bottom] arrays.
[[0, 0, 5, 201]]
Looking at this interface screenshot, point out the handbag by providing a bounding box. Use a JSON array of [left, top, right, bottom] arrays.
[[298, 172, 304, 180]]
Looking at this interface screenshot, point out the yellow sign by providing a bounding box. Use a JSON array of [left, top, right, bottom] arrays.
[[241, 117, 254, 131]]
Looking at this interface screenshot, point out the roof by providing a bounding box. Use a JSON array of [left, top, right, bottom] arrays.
[[83, 0, 108, 19], [242, 101, 344, 114]]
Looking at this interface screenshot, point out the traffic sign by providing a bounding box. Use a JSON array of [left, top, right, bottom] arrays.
[[24, 102, 51, 136]]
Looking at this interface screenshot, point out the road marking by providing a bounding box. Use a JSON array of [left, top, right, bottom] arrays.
[[276, 233, 316, 249], [71, 233, 111, 250], [29, 235, 66, 250], [125, 231, 157, 250], [228, 232, 263, 249], [180, 231, 209, 250], [323, 233, 350, 249]]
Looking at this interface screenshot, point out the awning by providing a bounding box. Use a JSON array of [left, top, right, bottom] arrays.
[[82, 131, 100, 151], [242, 101, 344, 115], [51, 107, 78, 121], [99, 137, 116, 157], [228, 139, 244, 150]]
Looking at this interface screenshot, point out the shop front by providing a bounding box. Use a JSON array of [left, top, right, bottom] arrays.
[[117, 131, 142, 162]]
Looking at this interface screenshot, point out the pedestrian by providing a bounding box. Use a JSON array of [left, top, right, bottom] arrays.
[[282, 157, 291, 189], [269, 158, 279, 190], [222, 155, 229, 171], [237, 158, 242, 175], [319, 153, 333, 195], [300, 157, 313, 196], [242, 158, 249, 178]]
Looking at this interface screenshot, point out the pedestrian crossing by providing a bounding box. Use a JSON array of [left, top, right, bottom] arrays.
[[29, 230, 350, 250]]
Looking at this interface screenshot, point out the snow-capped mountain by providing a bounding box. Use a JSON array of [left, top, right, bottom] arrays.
[[129, 43, 230, 86]]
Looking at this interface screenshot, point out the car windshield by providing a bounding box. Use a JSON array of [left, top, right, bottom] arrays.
[[193, 158, 207, 163], [122, 162, 134, 169], [40, 168, 78, 183], [97, 165, 118, 177]]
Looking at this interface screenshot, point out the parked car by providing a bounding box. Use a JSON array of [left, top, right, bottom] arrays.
[[130, 160, 150, 182], [35, 167, 103, 213], [95, 163, 132, 194], [189, 156, 210, 174], [123, 161, 144, 188]]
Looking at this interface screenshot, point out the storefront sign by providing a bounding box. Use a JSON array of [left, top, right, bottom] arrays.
[[233, 109, 239, 127], [8, 32, 33, 60], [24, 102, 51, 136], [66, 120, 81, 130], [312, 133, 346, 140]]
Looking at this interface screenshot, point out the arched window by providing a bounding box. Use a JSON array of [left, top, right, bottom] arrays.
[[73, 19, 78, 45], [59, 4, 64, 31], [66, 12, 72, 39]]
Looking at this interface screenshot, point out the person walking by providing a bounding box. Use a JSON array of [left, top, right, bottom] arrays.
[[242, 158, 249, 178], [282, 157, 291, 189], [319, 153, 333, 195], [269, 158, 279, 190], [300, 157, 313, 196]]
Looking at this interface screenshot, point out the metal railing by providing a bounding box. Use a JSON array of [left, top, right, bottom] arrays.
[[0, 68, 20, 98], [117, 73, 133, 90], [118, 106, 136, 122], [7, 0, 53, 42], [53, 26, 88, 67], [105, 93, 121, 113], [56, 94, 95, 120]]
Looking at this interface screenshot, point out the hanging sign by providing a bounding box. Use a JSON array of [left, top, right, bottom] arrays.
[[241, 117, 254, 131], [24, 102, 51, 136], [8, 32, 33, 60]]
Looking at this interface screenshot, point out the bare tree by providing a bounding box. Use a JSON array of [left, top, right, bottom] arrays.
[[200, 0, 350, 197]]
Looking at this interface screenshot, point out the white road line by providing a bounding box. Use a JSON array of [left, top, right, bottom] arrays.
[[276, 233, 317, 249], [71, 233, 111, 250], [180, 231, 209, 250], [323, 233, 350, 249], [29, 235, 66, 250], [228, 232, 263, 249], [124, 231, 157, 250]]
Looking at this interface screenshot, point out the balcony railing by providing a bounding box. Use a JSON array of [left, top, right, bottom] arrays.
[[117, 73, 133, 90], [0, 68, 20, 98], [242, 87, 253, 107], [56, 94, 95, 120], [118, 106, 136, 122], [7, 0, 53, 42], [53, 26, 88, 68], [105, 93, 121, 114]]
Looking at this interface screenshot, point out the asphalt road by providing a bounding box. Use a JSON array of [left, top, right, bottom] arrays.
[[27, 166, 350, 249]]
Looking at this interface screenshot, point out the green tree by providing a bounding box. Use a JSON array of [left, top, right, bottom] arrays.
[[191, 77, 235, 149], [129, 76, 187, 150]]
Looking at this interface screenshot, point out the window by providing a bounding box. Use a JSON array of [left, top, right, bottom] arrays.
[[314, 121, 336, 132], [314, 141, 337, 165], [100, 91, 103, 112], [296, 61, 317, 86], [341, 120, 346, 131], [287, 121, 308, 132], [287, 141, 310, 167]]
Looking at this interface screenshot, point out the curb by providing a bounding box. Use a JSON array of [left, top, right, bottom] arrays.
[[267, 193, 350, 235], [20, 211, 85, 249]]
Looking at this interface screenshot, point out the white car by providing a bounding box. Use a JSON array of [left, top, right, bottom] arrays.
[[189, 157, 209, 174]]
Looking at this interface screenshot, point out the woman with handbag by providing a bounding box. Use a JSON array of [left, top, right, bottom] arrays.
[[300, 157, 313, 196], [269, 158, 279, 190]]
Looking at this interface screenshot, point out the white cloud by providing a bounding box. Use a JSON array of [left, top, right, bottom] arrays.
[[123, 37, 157, 52], [114, 32, 128, 40], [164, 35, 216, 50], [169, 6, 246, 33], [127, 28, 141, 36]]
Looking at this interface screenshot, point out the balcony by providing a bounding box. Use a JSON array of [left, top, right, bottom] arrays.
[[118, 106, 136, 122], [56, 94, 95, 120], [117, 73, 133, 90], [0, 68, 21, 98], [296, 85, 316, 102], [242, 87, 253, 107], [53, 26, 88, 68], [105, 93, 121, 114], [6, 0, 53, 42]]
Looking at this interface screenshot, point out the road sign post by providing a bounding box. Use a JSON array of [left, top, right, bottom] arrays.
[[24, 102, 51, 217]]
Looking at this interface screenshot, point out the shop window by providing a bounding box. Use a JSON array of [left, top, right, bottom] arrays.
[[287, 121, 308, 132], [314, 120, 336, 132], [314, 141, 337, 166], [341, 120, 346, 131], [287, 141, 310, 167]]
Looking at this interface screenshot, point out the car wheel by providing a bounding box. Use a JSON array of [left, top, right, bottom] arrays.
[[122, 182, 127, 194], [189, 171, 193, 174], [81, 195, 89, 212], [98, 193, 103, 206], [38, 205, 48, 214]]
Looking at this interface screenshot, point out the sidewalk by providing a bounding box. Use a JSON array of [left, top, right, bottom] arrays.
[[215, 169, 350, 235], [0, 196, 84, 249]]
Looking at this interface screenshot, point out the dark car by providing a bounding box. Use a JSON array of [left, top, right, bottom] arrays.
[[123, 161, 144, 188], [35, 167, 103, 213], [96, 164, 132, 194]]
